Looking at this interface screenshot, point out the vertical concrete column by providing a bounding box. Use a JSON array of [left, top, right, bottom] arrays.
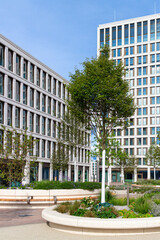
[[12, 79, 16, 101], [68, 164, 71, 181], [12, 105, 15, 128], [83, 166, 85, 182], [121, 166, 124, 183], [28, 62, 30, 81], [27, 86, 30, 107], [13, 52, 16, 74], [38, 162, 43, 181], [50, 162, 53, 181], [59, 170, 63, 182], [51, 77, 53, 94], [34, 66, 37, 85], [4, 75, 8, 98], [4, 102, 7, 125], [20, 82, 23, 104], [134, 167, 137, 183], [20, 57, 23, 78], [88, 166, 91, 182], [20, 108, 23, 129], [5, 46, 8, 69], [147, 166, 151, 180], [39, 138, 42, 158]]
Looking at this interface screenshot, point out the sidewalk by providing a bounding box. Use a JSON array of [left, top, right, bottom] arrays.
[[1, 223, 160, 240]]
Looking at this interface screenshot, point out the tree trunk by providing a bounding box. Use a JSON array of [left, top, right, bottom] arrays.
[[121, 166, 124, 183], [101, 149, 106, 203], [134, 167, 137, 182], [154, 167, 156, 180]]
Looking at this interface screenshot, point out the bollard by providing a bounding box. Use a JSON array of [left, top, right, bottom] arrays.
[[27, 196, 33, 204], [53, 196, 57, 204]]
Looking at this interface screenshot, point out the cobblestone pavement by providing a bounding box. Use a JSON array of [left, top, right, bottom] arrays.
[[0, 208, 45, 227]]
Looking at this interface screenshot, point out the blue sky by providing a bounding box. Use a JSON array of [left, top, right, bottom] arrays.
[[1, 0, 160, 80]]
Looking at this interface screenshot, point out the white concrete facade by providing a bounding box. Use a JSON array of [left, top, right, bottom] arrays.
[[97, 14, 160, 183], [0, 34, 91, 185]]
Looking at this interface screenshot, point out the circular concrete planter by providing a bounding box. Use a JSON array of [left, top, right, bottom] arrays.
[[42, 206, 160, 236]]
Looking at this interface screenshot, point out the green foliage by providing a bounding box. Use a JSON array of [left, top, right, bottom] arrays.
[[56, 204, 71, 213], [69, 201, 81, 215], [81, 197, 95, 208], [95, 207, 119, 219], [98, 190, 114, 202], [136, 180, 160, 185], [153, 199, 160, 204], [83, 210, 96, 218], [119, 209, 153, 218], [73, 208, 87, 217], [31, 181, 101, 190], [133, 197, 151, 214]]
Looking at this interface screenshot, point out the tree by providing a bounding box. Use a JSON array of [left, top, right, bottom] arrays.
[[67, 45, 136, 202], [0, 126, 37, 187], [146, 144, 160, 180], [51, 112, 89, 182]]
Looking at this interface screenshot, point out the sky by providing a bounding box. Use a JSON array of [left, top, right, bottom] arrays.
[[1, 0, 160, 80]]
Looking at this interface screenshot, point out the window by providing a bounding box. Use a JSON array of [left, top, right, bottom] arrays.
[[16, 54, 20, 75], [157, 42, 160, 51], [157, 117, 160, 124], [42, 71, 46, 89], [30, 112, 34, 132], [124, 128, 128, 136], [151, 97, 155, 104], [137, 149, 141, 156], [157, 87, 160, 94], [100, 29, 104, 47], [151, 127, 155, 134], [151, 54, 155, 63], [124, 24, 129, 44], [58, 102, 61, 118], [30, 64, 34, 83], [151, 66, 155, 74], [137, 108, 142, 115], [150, 20, 155, 40], [36, 68, 40, 86], [143, 78, 147, 85], [137, 98, 142, 105], [130, 23, 134, 43], [151, 117, 155, 125], [137, 45, 141, 53], [143, 138, 147, 145], [137, 138, 142, 145], [150, 107, 155, 114], [117, 48, 121, 56], [143, 67, 147, 75], [137, 67, 141, 76], [47, 141, 51, 158], [118, 26, 122, 45], [42, 94, 46, 112], [42, 117, 45, 135], [112, 27, 116, 46], [151, 43, 155, 51], [151, 77, 155, 84], [8, 77, 12, 99], [48, 75, 51, 92], [157, 65, 160, 74], [112, 49, 116, 57], [0, 101, 4, 124], [143, 55, 147, 64], [130, 128, 134, 135], [16, 81, 20, 102], [124, 139, 128, 146], [8, 49, 13, 71], [137, 88, 142, 96], [30, 88, 34, 107], [130, 58, 134, 65], [143, 44, 147, 53], [53, 121, 56, 138], [157, 107, 160, 114], [137, 78, 141, 86], [143, 98, 147, 105], [130, 138, 134, 145], [143, 107, 147, 115], [48, 97, 51, 114], [130, 79, 134, 87], [36, 115, 40, 133], [130, 149, 134, 155], [62, 84, 65, 100], [117, 129, 121, 136], [143, 21, 148, 42], [53, 99, 56, 116], [58, 81, 61, 98], [137, 22, 141, 43], [36, 91, 40, 110], [157, 96, 160, 104], [125, 58, 128, 66], [157, 76, 160, 83], [23, 110, 27, 129], [36, 139, 39, 157], [0, 44, 4, 66], [0, 73, 4, 95], [143, 88, 147, 95], [23, 84, 27, 105], [53, 78, 56, 95], [143, 118, 147, 125], [137, 128, 141, 135], [143, 148, 147, 155], [157, 54, 160, 62], [7, 104, 12, 126], [42, 140, 45, 158], [130, 68, 134, 77], [130, 46, 134, 54], [105, 28, 110, 45], [138, 56, 141, 64], [47, 119, 51, 136], [157, 19, 160, 40], [23, 59, 27, 79]]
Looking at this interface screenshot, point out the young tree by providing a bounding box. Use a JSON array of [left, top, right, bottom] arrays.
[[67, 45, 136, 202], [0, 126, 36, 187], [146, 144, 160, 180]]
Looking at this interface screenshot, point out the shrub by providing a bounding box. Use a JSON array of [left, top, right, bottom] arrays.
[[98, 190, 114, 203], [150, 202, 160, 216], [69, 201, 81, 215], [56, 204, 70, 213], [81, 197, 95, 208], [119, 209, 153, 218], [95, 207, 119, 219], [73, 208, 87, 216], [84, 210, 96, 218], [133, 197, 151, 214]]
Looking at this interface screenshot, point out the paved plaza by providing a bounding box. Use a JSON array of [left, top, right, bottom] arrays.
[[0, 209, 160, 240]]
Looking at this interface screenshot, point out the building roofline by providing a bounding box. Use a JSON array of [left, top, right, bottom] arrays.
[[0, 34, 69, 84], [98, 13, 160, 28]]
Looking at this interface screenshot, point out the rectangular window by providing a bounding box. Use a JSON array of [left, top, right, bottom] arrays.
[[137, 108, 142, 115], [143, 138, 147, 145], [58, 81, 61, 98], [48, 97, 51, 114], [53, 121, 56, 138], [151, 117, 155, 124], [143, 67, 147, 75], [157, 87, 160, 94], [157, 19, 160, 40], [0, 101, 4, 124], [42, 117, 45, 135], [16, 81, 20, 102], [137, 88, 142, 96], [118, 26, 122, 45], [137, 118, 142, 125], [105, 28, 109, 45], [157, 76, 160, 83], [125, 47, 128, 55], [138, 56, 141, 64], [36, 68, 40, 86], [143, 107, 147, 115], [112, 27, 116, 46], [8, 77, 12, 99], [157, 65, 160, 74], [62, 84, 65, 100], [100, 29, 104, 47], [150, 19, 155, 40], [53, 99, 56, 116], [16, 54, 20, 75], [7, 104, 12, 126], [137, 98, 142, 105], [130, 58, 134, 65], [124, 25, 129, 44], [36, 115, 40, 133], [137, 67, 141, 76], [58, 102, 61, 118], [47, 119, 51, 136], [130, 23, 134, 43], [125, 58, 128, 66], [143, 78, 147, 85], [137, 22, 142, 43], [117, 48, 121, 57], [23, 59, 27, 79], [42, 140, 45, 158], [143, 118, 147, 125], [137, 78, 141, 86], [151, 97, 155, 104], [151, 77, 155, 84], [157, 96, 160, 104], [23, 84, 27, 105], [151, 107, 155, 114], [36, 139, 39, 157], [143, 44, 147, 53], [137, 45, 141, 53], [30, 88, 34, 107], [157, 42, 160, 51], [30, 112, 34, 132], [30, 64, 34, 83], [0, 73, 4, 95], [151, 87, 155, 94], [42, 94, 46, 112], [151, 54, 155, 63], [130, 46, 134, 54], [151, 66, 155, 74], [42, 71, 46, 89], [143, 21, 148, 42], [157, 54, 160, 62], [151, 43, 155, 51], [8, 49, 13, 71], [151, 127, 155, 134], [0, 44, 4, 66], [48, 75, 51, 92], [137, 138, 142, 145], [47, 141, 51, 158], [53, 78, 56, 95], [23, 110, 27, 129], [137, 128, 141, 135], [36, 91, 40, 110]]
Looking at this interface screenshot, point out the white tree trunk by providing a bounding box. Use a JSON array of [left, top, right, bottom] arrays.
[[22, 160, 30, 185], [121, 166, 124, 183], [134, 167, 137, 183], [154, 167, 156, 180], [101, 149, 106, 203]]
